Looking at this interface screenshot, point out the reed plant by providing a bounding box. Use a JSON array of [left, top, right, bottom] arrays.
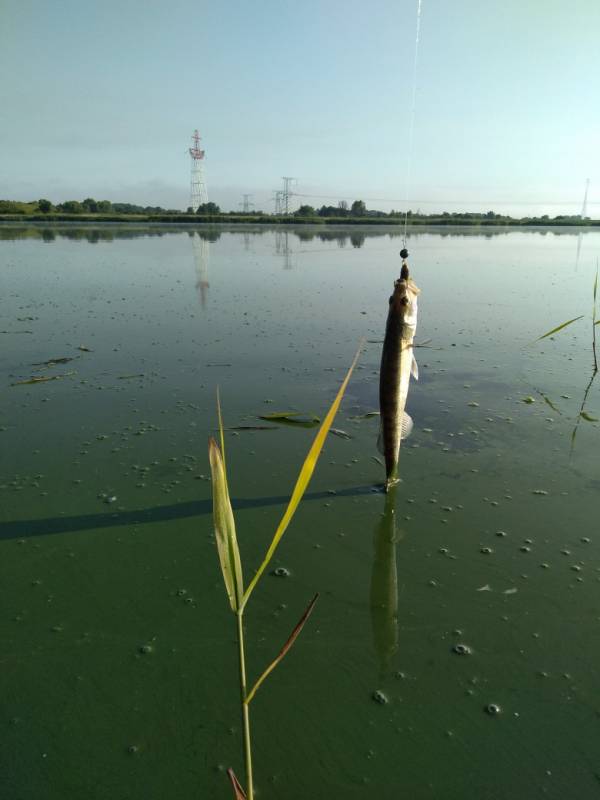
[[535, 264, 599, 371], [208, 346, 361, 799], [535, 266, 599, 447]]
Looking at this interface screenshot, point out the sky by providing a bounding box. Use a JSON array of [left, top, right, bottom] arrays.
[[1, 0, 599, 216]]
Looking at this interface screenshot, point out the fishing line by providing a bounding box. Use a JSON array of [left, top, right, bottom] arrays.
[[402, 0, 423, 249]]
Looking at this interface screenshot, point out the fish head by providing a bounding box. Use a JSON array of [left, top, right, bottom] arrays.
[[390, 277, 420, 332]]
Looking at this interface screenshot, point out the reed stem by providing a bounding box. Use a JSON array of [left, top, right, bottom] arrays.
[[592, 317, 598, 374], [236, 611, 254, 800]]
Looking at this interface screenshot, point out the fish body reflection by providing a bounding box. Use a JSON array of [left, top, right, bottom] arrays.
[[370, 486, 403, 678]]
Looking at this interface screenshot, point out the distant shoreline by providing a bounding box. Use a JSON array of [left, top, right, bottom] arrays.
[[1, 213, 599, 227]]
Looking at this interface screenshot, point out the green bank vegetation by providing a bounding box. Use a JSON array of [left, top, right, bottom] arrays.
[[1, 197, 598, 227]]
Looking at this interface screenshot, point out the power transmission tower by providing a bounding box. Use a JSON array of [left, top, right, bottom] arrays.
[[581, 178, 590, 219], [189, 130, 208, 211], [273, 190, 284, 215], [281, 177, 296, 215], [240, 194, 254, 213]]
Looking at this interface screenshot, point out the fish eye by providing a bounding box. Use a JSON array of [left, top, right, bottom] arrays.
[[400, 296, 409, 306]]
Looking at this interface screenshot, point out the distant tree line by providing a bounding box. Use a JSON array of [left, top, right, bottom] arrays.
[[0, 197, 596, 227]]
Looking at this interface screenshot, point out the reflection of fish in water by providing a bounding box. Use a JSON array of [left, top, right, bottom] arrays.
[[370, 486, 401, 678], [378, 255, 420, 490]]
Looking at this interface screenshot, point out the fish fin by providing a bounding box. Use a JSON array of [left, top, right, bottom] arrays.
[[400, 412, 413, 440], [377, 421, 385, 455], [378, 413, 413, 451], [411, 354, 419, 380]]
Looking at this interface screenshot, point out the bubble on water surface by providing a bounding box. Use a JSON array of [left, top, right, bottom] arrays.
[[485, 703, 502, 716], [452, 643, 472, 656], [372, 690, 388, 705], [271, 567, 290, 578]]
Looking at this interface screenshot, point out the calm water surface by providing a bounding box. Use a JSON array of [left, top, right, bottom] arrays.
[[1, 224, 599, 800]]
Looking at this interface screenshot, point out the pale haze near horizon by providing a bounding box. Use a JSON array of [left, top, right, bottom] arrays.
[[1, 0, 599, 217]]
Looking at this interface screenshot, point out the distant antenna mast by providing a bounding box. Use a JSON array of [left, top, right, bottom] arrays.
[[581, 178, 590, 219], [189, 130, 208, 211]]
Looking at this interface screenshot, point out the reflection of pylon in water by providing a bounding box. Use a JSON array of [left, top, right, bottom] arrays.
[[191, 232, 210, 308], [574, 232, 582, 272], [275, 230, 293, 270]]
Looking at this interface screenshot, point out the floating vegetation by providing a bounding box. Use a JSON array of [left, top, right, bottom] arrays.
[[227, 425, 278, 431], [11, 371, 76, 386], [31, 356, 77, 367], [208, 346, 360, 799], [349, 410, 380, 420], [258, 411, 320, 427], [330, 428, 352, 439]]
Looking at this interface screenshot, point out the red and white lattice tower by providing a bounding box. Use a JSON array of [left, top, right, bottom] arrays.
[[189, 130, 208, 211]]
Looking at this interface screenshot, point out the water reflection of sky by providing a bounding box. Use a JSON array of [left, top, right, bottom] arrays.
[[1, 224, 599, 800]]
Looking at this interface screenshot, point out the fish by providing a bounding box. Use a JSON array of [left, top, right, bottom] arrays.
[[378, 262, 420, 490]]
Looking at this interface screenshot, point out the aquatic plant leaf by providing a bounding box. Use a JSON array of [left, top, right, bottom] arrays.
[[226, 768, 247, 800], [331, 428, 352, 439], [259, 411, 320, 427], [594, 319, 600, 326], [11, 371, 75, 386], [208, 437, 244, 612], [31, 356, 75, 366], [534, 316, 584, 342], [241, 343, 362, 608], [245, 594, 318, 705], [580, 411, 598, 422], [227, 425, 278, 431], [538, 392, 561, 414]]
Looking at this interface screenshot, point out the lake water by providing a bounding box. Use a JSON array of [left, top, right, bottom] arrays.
[[1, 224, 599, 800]]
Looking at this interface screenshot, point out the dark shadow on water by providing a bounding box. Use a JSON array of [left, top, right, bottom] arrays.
[[0, 484, 378, 542]]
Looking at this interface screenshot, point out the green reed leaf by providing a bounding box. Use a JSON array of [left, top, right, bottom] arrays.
[[208, 436, 244, 612], [241, 343, 362, 609], [534, 316, 584, 342]]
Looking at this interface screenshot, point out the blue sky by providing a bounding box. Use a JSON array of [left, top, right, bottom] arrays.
[[1, 0, 599, 215]]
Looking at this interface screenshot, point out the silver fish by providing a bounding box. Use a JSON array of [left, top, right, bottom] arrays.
[[378, 262, 420, 490]]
